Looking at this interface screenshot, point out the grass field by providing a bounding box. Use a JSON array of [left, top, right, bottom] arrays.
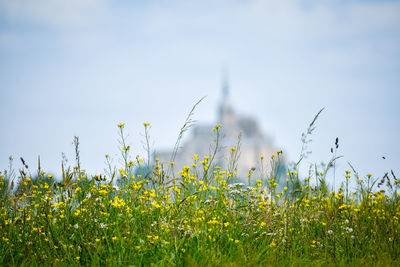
[[0, 121, 399, 266]]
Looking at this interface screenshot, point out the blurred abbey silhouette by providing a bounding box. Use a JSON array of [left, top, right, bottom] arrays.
[[156, 76, 283, 181]]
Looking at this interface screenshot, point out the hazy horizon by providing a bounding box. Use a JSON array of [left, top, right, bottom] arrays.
[[1, 0, 399, 189]]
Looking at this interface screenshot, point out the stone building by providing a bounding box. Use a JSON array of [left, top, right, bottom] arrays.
[[156, 79, 279, 180]]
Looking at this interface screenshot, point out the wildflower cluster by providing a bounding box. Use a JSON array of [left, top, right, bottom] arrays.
[[0, 123, 399, 266]]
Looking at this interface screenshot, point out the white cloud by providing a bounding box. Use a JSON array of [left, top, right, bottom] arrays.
[[0, 0, 109, 29], [0, 0, 399, 178]]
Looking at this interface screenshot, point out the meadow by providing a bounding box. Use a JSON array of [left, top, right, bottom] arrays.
[[0, 118, 399, 266]]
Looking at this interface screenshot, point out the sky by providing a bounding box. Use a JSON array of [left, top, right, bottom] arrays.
[[0, 0, 399, 189]]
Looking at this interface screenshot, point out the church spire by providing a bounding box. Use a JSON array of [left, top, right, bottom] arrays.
[[221, 67, 229, 104], [218, 67, 234, 124]]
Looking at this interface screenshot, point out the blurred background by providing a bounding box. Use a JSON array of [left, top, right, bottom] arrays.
[[0, 0, 399, 188]]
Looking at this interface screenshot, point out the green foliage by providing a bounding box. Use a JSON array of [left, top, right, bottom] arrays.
[[0, 115, 399, 266]]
